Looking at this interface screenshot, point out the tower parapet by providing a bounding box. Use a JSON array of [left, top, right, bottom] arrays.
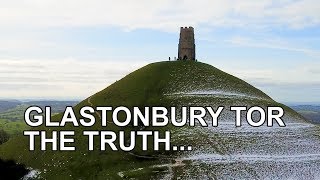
[[178, 26, 196, 61]]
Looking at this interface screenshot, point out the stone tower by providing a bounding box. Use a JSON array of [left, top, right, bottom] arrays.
[[178, 27, 196, 61]]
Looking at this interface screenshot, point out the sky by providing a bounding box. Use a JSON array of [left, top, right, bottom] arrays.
[[0, 0, 319, 103]]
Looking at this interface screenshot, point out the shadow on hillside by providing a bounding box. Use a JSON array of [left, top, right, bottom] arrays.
[[0, 159, 29, 179]]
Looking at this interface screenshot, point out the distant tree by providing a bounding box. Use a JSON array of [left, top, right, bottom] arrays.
[[0, 129, 10, 145]]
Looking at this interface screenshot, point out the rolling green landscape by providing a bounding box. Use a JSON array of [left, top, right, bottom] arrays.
[[0, 101, 77, 137], [0, 61, 319, 179]]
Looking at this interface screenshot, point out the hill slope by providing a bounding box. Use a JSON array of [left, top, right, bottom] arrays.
[[0, 61, 317, 179]]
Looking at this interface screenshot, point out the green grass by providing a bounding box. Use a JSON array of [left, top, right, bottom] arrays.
[[0, 104, 29, 122], [0, 61, 306, 179], [0, 119, 29, 136]]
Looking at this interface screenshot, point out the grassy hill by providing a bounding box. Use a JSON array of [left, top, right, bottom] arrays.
[[0, 61, 308, 179]]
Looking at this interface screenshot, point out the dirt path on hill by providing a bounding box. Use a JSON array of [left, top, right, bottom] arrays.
[[87, 96, 102, 120]]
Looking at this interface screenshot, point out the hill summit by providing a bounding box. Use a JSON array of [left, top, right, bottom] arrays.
[[91, 61, 272, 105]]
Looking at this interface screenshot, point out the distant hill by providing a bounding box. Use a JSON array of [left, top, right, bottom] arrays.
[[0, 100, 78, 122], [0, 100, 21, 113], [0, 61, 316, 179], [290, 105, 320, 123], [0, 100, 78, 136]]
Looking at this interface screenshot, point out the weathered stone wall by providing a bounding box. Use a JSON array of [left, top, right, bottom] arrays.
[[178, 27, 196, 60]]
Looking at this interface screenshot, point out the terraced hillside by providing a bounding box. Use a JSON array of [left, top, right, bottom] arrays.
[[0, 61, 319, 179]]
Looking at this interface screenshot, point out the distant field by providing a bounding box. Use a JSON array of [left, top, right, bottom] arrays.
[[0, 100, 78, 136], [0, 104, 29, 122], [0, 100, 21, 113], [290, 105, 320, 124]]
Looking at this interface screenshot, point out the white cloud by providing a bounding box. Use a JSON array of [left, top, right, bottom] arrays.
[[268, 0, 320, 28], [227, 36, 320, 57], [0, 0, 319, 102], [221, 61, 320, 85], [0, 0, 319, 31], [0, 57, 319, 102], [0, 58, 148, 99], [217, 61, 320, 102]]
